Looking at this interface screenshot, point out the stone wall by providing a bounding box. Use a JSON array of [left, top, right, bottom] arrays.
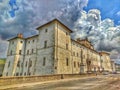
[[0, 74, 61, 86], [0, 74, 95, 86]]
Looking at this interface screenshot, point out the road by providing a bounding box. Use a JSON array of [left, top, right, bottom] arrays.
[[4, 74, 120, 90]]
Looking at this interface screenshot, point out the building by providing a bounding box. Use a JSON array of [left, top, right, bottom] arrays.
[[3, 19, 112, 76], [99, 52, 112, 72], [111, 61, 116, 72], [115, 63, 120, 72]]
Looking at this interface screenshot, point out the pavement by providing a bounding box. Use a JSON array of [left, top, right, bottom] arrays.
[[1, 74, 120, 90]]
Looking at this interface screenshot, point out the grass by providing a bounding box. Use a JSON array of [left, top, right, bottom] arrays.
[[0, 58, 6, 64]]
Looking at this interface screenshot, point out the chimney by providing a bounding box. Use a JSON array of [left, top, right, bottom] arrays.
[[17, 33, 23, 38]]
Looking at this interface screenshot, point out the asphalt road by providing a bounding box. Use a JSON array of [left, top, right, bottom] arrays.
[[5, 74, 120, 90]]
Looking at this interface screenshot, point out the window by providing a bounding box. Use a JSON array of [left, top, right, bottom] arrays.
[[17, 61, 20, 67], [20, 41, 23, 43], [77, 53, 79, 57], [27, 50, 29, 55], [24, 72, 26, 76], [16, 73, 19, 76], [78, 62, 79, 67], [25, 61, 27, 67], [45, 29, 48, 32], [6, 72, 8, 76], [66, 44, 68, 50], [33, 39, 35, 43], [66, 32, 68, 35], [28, 41, 30, 43], [8, 61, 10, 68], [19, 50, 22, 55], [44, 41, 47, 48], [74, 61, 76, 68], [29, 72, 31, 76], [66, 58, 69, 66], [32, 49, 34, 54], [29, 60, 32, 67], [10, 50, 13, 55], [55, 66, 57, 69], [43, 57, 46, 66]]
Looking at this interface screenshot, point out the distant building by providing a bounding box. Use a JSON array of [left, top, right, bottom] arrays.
[[111, 61, 116, 72], [99, 52, 112, 72], [115, 63, 120, 72], [3, 19, 113, 77]]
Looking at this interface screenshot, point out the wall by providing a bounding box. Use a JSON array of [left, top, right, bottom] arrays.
[[101, 54, 112, 72], [0, 74, 95, 86], [3, 38, 25, 76], [55, 21, 72, 74], [36, 22, 55, 75], [23, 36, 38, 76]]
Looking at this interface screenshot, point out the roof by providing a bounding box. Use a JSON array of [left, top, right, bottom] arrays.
[[71, 39, 99, 55], [99, 51, 110, 55], [7, 36, 24, 41], [25, 35, 39, 39], [7, 35, 39, 41], [36, 19, 73, 33]]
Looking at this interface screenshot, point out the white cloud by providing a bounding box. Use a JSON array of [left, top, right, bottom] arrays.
[[0, 0, 120, 63], [116, 11, 120, 16], [0, 0, 88, 58], [73, 9, 120, 62]]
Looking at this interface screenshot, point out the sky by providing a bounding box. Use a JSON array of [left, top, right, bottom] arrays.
[[84, 0, 120, 25], [0, 0, 120, 63]]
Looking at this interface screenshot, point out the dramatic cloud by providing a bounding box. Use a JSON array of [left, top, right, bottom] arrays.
[[0, 36, 8, 58], [0, 0, 88, 58], [72, 9, 120, 63], [0, 0, 120, 63]]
